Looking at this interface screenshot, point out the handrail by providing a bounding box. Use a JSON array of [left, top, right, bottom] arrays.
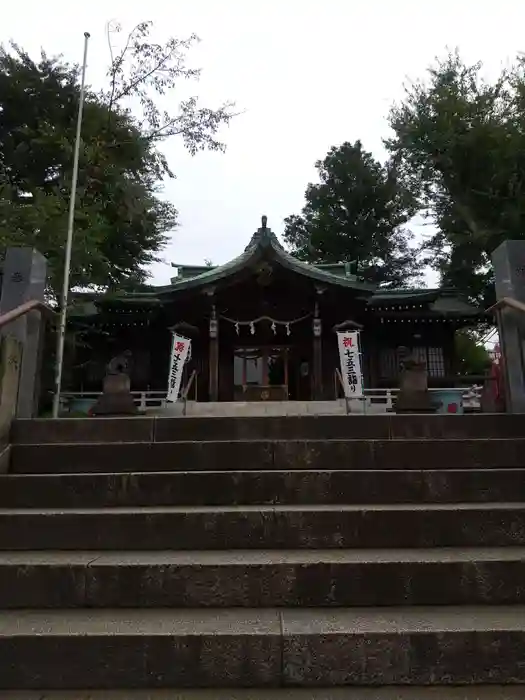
[[0, 300, 57, 429], [181, 369, 197, 416], [0, 299, 57, 329], [334, 368, 350, 415], [181, 369, 197, 400], [488, 296, 525, 315]]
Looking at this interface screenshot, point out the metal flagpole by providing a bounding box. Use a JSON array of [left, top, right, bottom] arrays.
[[52, 32, 91, 418]]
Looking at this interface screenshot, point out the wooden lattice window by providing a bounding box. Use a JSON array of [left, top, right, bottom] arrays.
[[425, 346, 445, 377]]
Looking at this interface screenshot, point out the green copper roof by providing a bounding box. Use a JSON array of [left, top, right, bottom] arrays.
[[369, 288, 443, 302], [70, 218, 485, 322], [170, 260, 353, 283], [368, 287, 483, 315], [170, 264, 217, 282], [161, 218, 376, 294]]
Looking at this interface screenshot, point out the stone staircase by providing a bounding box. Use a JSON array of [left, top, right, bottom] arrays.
[[1, 414, 525, 696]]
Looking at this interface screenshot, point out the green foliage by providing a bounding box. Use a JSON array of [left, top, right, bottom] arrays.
[[387, 51, 525, 305], [455, 330, 491, 375], [283, 141, 421, 287], [0, 23, 234, 298]]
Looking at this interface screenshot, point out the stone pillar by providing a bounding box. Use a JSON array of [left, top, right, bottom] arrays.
[[492, 240, 525, 413], [312, 301, 322, 400], [208, 301, 219, 402], [0, 248, 47, 418]]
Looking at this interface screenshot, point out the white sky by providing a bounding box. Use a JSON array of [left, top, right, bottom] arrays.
[[3, 0, 525, 285]]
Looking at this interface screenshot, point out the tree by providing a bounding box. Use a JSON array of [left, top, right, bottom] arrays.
[[104, 21, 234, 153], [283, 141, 421, 287], [387, 51, 525, 306], [455, 330, 491, 376], [0, 24, 234, 297]]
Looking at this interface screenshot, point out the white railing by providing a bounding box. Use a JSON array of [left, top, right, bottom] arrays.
[[355, 386, 482, 413], [59, 385, 482, 415], [60, 391, 168, 413]]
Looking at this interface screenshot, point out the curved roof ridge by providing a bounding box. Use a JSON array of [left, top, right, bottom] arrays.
[[244, 215, 283, 252], [160, 216, 376, 294]]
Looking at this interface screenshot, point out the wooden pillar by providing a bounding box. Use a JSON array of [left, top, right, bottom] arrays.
[[312, 300, 322, 400], [208, 301, 219, 401]]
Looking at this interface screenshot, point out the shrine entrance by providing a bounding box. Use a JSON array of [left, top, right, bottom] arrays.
[[233, 346, 310, 401]]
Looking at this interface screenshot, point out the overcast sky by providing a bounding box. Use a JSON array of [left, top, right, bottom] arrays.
[[3, 0, 525, 285]]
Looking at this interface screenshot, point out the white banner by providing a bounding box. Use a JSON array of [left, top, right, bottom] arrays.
[[166, 333, 191, 403], [337, 331, 363, 398]]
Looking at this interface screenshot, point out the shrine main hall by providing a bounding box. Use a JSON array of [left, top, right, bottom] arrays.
[[68, 217, 488, 402]]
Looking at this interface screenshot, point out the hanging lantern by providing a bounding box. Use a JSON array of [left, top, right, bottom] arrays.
[[286, 323, 291, 336], [250, 322, 255, 335]]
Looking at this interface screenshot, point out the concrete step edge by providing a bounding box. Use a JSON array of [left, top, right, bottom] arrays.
[[2, 546, 525, 566], [2, 502, 525, 514], [2, 606, 525, 635], [13, 437, 525, 445], [7, 467, 524, 476], [8, 688, 525, 699]]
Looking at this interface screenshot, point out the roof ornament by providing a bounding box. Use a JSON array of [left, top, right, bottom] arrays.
[[261, 215, 268, 229]]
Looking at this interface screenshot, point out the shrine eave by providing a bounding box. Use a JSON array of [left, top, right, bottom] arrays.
[[367, 287, 486, 317], [375, 312, 491, 325], [67, 220, 487, 323]]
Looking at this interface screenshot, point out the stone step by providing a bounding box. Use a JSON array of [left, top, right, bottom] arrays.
[[2, 468, 524, 508], [178, 399, 350, 417], [1, 606, 525, 688], [13, 414, 525, 445], [9, 690, 525, 700], [10, 438, 525, 473], [1, 503, 525, 550], [2, 548, 525, 608]]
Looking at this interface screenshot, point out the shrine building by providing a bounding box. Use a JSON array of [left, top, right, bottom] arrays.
[[66, 217, 489, 402]]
